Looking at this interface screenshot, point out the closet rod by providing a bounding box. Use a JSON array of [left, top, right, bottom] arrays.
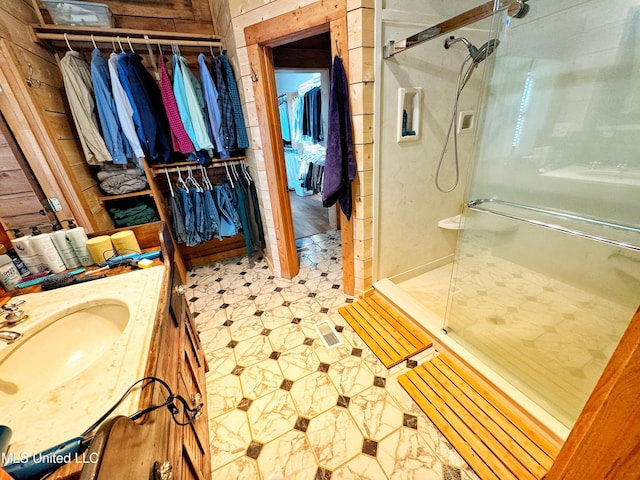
[[149, 158, 246, 177], [35, 33, 224, 48]]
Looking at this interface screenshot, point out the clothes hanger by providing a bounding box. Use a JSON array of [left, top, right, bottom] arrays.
[[241, 160, 252, 183], [175, 166, 189, 190], [335, 39, 342, 59], [143, 34, 158, 79], [186, 166, 203, 192], [223, 162, 235, 188], [230, 161, 240, 183], [111, 38, 117, 53], [164, 169, 175, 198], [127, 37, 135, 53], [91, 34, 98, 50], [200, 166, 213, 190], [63, 33, 75, 52], [116, 36, 125, 53]]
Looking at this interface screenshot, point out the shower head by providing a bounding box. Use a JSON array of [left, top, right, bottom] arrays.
[[444, 36, 500, 64], [473, 39, 500, 63]]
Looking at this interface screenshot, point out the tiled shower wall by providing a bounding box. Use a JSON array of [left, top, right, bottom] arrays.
[[208, 0, 375, 297]]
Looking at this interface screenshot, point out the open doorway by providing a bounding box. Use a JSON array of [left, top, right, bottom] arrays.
[[274, 38, 338, 240], [245, 3, 354, 293]]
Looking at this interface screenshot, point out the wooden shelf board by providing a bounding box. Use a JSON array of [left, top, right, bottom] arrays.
[[98, 189, 153, 204]]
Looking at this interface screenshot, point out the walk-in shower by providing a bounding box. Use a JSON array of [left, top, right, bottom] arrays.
[[375, 0, 640, 433]]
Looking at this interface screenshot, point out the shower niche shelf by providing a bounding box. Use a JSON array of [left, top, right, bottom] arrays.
[[397, 87, 422, 143]]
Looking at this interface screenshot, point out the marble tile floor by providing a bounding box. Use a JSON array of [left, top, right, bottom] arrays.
[[187, 231, 480, 480]]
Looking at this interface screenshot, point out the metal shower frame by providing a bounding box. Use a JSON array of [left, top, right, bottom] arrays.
[[383, 0, 529, 58]]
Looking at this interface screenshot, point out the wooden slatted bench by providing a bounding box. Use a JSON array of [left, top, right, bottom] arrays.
[[338, 294, 432, 368], [399, 354, 559, 480]]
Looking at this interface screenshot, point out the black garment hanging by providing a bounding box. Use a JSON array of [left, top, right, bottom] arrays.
[[121, 53, 172, 163], [302, 86, 322, 144], [304, 162, 314, 191], [237, 164, 265, 252]]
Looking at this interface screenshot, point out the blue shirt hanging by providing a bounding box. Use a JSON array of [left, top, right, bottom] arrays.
[[219, 54, 250, 149], [117, 53, 171, 163], [90, 48, 133, 164], [210, 56, 236, 153], [198, 54, 229, 158]]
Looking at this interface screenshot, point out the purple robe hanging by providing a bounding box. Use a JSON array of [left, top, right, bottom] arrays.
[[322, 55, 356, 220]]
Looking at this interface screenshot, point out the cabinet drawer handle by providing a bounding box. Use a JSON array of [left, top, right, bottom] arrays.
[[174, 284, 185, 295], [152, 460, 172, 480]]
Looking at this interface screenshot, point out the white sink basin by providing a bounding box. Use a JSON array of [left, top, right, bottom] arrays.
[[1, 267, 165, 457], [0, 301, 129, 402]]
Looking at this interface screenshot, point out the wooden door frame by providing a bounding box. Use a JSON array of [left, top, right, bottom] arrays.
[[0, 39, 92, 228], [245, 0, 354, 294]]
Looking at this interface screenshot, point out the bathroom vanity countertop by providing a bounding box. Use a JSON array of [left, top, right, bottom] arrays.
[[0, 265, 166, 458]]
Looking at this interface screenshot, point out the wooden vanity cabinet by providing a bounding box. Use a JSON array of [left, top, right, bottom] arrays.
[[171, 263, 211, 480], [51, 222, 211, 480]]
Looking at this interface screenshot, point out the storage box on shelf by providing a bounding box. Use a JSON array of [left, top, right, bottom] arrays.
[[42, 0, 113, 27]]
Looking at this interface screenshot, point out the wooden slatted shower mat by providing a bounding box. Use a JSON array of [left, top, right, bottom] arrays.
[[338, 295, 432, 368], [398, 354, 560, 480]]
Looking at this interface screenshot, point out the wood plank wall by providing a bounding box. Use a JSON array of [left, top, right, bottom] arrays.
[[346, 1, 375, 297], [39, 0, 215, 34], [0, 0, 113, 231]]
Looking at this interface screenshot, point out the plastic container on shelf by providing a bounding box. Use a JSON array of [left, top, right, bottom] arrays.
[[42, 1, 113, 27]]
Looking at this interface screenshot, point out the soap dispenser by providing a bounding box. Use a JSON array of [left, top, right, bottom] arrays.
[[61, 219, 77, 229]]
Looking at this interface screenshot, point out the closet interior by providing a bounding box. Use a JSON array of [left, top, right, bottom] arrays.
[[273, 34, 337, 240], [32, 25, 261, 281]]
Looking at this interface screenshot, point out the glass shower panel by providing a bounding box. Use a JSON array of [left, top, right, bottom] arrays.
[[446, 0, 640, 428]]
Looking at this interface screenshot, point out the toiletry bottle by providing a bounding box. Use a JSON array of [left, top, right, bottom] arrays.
[[0, 245, 22, 291], [11, 236, 48, 274], [6, 249, 30, 277], [65, 227, 94, 266], [30, 233, 67, 273]]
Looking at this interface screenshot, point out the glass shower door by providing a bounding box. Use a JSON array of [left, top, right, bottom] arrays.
[[445, 0, 640, 428]]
